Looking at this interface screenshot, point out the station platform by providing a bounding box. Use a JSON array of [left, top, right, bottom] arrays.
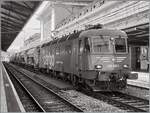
[[127, 71, 149, 89], [0, 63, 25, 112]]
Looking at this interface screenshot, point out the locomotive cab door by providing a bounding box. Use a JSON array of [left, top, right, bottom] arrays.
[[78, 39, 83, 71], [78, 37, 90, 74]]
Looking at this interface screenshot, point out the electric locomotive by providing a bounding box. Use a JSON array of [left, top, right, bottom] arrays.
[[39, 25, 138, 91], [77, 28, 137, 91], [11, 25, 138, 91]]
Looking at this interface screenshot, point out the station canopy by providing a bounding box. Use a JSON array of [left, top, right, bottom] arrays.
[[124, 23, 149, 46], [1, 0, 148, 52], [1, 0, 94, 52], [1, 1, 41, 51]]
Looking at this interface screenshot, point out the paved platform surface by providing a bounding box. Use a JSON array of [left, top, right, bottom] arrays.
[[127, 72, 149, 89], [1, 63, 25, 112]]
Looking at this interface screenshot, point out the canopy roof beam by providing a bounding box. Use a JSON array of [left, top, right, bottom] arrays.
[[1, 20, 23, 29], [2, 23, 22, 30], [7, 1, 33, 11], [1, 5, 30, 18], [1, 16, 25, 25], [1, 12, 26, 22], [53, 2, 89, 6]]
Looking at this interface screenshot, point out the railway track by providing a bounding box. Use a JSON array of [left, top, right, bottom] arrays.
[[3, 63, 83, 112], [83, 89, 149, 112], [102, 92, 149, 112], [4, 64, 43, 112], [5, 63, 149, 112]]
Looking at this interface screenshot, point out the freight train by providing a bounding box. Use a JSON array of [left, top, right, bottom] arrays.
[[11, 25, 138, 91]]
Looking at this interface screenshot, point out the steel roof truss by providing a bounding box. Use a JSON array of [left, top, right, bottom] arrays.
[[1, 20, 22, 27], [136, 33, 149, 38], [1, 27, 12, 31], [1, 5, 30, 18], [2, 23, 22, 30], [22, 1, 33, 10], [1, 12, 26, 23], [8, 1, 33, 11], [1, 20, 23, 28], [1, 16, 24, 25], [127, 31, 146, 36]]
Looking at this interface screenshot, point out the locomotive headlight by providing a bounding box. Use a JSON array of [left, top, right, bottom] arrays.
[[110, 37, 114, 41], [123, 64, 129, 69], [95, 65, 103, 69]]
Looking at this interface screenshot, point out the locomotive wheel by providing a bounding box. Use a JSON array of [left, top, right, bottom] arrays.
[[70, 74, 74, 84], [68, 74, 72, 81], [53, 71, 57, 78], [61, 73, 67, 81], [46, 68, 49, 74], [72, 75, 77, 86], [51, 70, 55, 77]]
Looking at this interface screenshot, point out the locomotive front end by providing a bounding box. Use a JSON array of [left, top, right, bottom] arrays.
[[81, 29, 138, 91]]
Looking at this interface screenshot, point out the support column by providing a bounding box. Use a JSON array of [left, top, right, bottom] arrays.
[[148, 3, 150, 73], [40, 20, 44, 41], [51, 5, 55, 37]]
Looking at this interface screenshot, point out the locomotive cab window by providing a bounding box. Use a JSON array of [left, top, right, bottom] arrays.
[[92, 36, 110, 53], [115, 38, 127, 53], [84, 37, 91, 53], [79, 39, 84, 54]]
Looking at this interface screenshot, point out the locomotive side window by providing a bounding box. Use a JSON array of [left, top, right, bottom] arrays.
[[84, 37, 90, 52], [65, 45, 72, 54], [92, 36, 109, 53], [56, 46, 60, 55], [115, 38, 126, 53], [79, 40, 84, 54]]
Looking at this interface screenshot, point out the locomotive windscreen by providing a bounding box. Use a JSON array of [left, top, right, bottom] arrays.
[[115, 38, 126, 53], [92, 36, 109, 53]]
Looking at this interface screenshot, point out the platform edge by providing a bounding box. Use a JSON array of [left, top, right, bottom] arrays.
[[2, 63, 26, 112]]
